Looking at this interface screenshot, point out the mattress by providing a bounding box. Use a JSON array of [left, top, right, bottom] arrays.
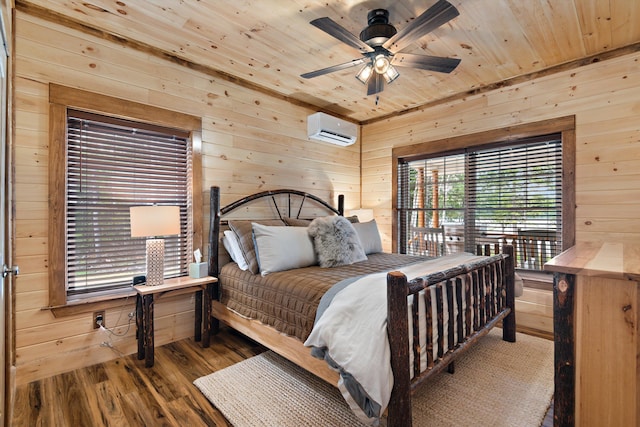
[[218, 252, 426, 341]]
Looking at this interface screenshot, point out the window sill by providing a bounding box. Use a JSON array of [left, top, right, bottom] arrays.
[[44, 289, 137, 318]]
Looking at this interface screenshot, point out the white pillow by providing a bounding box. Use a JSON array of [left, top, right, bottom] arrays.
[[252, 223, 317, 276], [222, 230, 249, 271], [352, 219, 383, 254]]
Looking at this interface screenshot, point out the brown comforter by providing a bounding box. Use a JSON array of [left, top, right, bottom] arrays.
[[219, 252, 426, 341]]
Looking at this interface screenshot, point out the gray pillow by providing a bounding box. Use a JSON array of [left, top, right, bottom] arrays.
[[352, 219, 383, 254], [282, 217, 312, 227], [252, 223, 316, 275], [345, 215, 360, 223], [307, 216, 367, 267]]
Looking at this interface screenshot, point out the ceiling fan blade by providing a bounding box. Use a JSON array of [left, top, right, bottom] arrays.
[[300, 58, 366, 79], [391, 53, 461, 73], [367, 72, 384, 96], [310, 17, 374, 53], [383, 0, 459, 53]]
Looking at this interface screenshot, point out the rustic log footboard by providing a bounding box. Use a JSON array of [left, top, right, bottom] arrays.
[[387, 245, 516, 427]]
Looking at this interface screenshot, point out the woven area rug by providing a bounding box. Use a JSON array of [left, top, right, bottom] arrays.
[[194, 329, 554, 427]]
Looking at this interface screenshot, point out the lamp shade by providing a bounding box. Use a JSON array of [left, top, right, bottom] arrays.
[[130, 205, 180, 237]]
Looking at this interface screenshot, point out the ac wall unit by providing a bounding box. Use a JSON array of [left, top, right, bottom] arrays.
[[307, 112, 357, 146]]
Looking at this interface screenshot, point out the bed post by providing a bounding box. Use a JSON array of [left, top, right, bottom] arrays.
[[502, 244, 516, 342], [387, 271, 412, 427], [209, 186, 221, 335], [337, 194, 344, 216]]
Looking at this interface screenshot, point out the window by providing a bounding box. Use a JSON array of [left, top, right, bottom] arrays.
[[393, 117, 575, 272], [66, 111, 191, 298], [49, 85, 202, 308]]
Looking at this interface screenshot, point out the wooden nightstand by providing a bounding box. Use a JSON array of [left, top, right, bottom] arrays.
[[545, 242, 640, 426], [134, 275, 218, 367]]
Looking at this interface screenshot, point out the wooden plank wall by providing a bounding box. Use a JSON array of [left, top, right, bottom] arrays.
[[362, 53, 640, 248], [361, 49, 640, 337], [12, 12, 360, 384]]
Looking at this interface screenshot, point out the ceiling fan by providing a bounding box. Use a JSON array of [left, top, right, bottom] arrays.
[[300, 0, 461, 96]]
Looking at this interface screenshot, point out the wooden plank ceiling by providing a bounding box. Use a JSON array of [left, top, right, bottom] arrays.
[[17, 0, 640, 123]]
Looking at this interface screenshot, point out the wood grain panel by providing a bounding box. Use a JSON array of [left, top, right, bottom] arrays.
[[13, 0, 640, 122], [575, 276, 639, 426], [362, 52, 640, 249]]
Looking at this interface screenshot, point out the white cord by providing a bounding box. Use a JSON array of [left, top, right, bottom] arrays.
[[100, 316, 133, 337], [97, 295, 134, 356], [100, 295, 134, 337]]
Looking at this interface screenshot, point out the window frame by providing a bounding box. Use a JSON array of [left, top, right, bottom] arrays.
[[48, 84, 203, 313], [392, 116, 576, 255]]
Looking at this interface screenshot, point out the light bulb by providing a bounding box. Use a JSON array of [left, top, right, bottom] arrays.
[[383, 65, 399, 84], [373, 54, 390, 74], [355, 63, 373, 84]]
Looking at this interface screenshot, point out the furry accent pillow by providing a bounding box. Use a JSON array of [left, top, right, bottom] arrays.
[[307, 216, 367, 268]]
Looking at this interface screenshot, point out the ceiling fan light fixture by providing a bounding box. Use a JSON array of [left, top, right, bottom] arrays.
[[355, 63, 373, 84], [373, 54, 390, 74], [301, 1, 460, 97], [383, 65, 399, 84]]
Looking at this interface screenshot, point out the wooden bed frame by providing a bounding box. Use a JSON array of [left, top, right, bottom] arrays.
[[207, 186, 516, 427]]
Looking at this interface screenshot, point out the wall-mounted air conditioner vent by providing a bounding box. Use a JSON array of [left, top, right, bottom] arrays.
[[307, 112, 357, 146]]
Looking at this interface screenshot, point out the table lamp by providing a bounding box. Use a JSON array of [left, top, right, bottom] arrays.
[[130, 205, 180, 286]]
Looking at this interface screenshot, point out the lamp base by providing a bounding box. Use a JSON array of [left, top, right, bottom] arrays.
[[146, 238, 165, 286]]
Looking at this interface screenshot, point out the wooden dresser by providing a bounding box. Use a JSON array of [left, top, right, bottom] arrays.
[[544, 241, 640, 427]]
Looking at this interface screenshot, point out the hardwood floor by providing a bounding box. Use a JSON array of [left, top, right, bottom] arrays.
[[12, 326, 554, 426], [12, 327, 265, 427]]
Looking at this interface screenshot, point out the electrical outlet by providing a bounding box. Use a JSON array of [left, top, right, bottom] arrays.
[[94, 311, 105, 329]]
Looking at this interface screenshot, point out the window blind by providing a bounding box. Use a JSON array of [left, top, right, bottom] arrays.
[[397, 134, 562, 270], [66, 110, 192, 297], [467, 137, 562, 247]]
